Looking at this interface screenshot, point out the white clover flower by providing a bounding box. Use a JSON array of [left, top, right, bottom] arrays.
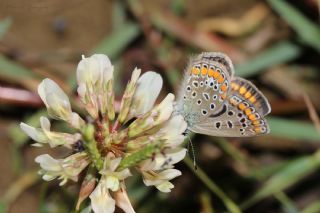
[[38, 79, 84, 129], [21, 54, 187, 213], [35, 152, 90, 185], [20, 116, 81, 148], [142, 169, 182, 193], [77, 54, 114, 119], [100, 154, 131, 192]]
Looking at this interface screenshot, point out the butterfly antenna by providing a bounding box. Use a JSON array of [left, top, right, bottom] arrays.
[[187, 135, 197, 170]]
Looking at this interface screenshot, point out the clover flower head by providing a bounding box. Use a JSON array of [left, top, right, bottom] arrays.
[[20, 54, 187, 213]]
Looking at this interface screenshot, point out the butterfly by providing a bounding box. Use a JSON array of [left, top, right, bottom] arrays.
[[175, 52, 271, 137]]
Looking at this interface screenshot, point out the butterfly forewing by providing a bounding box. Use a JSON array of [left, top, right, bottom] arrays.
[[176, 52, 234, 127]]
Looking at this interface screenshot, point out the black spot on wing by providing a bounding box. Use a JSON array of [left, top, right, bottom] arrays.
[[209, 104, 227, 118]]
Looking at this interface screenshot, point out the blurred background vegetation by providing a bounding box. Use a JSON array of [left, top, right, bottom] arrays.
[[0, 0, 320, 212]]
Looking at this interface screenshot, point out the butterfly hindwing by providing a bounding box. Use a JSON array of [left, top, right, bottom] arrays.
[[189, 78, 270, 137], [231, 77, 271, 116]]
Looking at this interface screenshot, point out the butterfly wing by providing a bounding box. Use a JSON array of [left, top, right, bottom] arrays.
[[175, 52, 234, 126], [189, 77, 271, 137]]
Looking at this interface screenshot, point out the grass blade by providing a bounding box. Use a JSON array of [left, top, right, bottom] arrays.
[[267, 0, 320, 52], [0, 18, 11, 39], [184, 157, 241, 213], [236, 41, 301, 77], [268, 117, 320, 142], [93, 22, 140, 59], [242, 151, 320, 208], [301, 201, 320, 213]]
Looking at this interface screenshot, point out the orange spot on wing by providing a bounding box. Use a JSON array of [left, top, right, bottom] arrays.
[[213, 70, 219, 78], [208, 68, 214, 77], [221, 93, 226, 100], [217, 75, 224, 83], [245, 108, 252, 116], [249, 96, 256, 103], [232, 83, 239, 90], [201, 67, 208, 75], [249, 114, 257, 121], [239, 86, 247, 95], [254, 127, 261, 133], [244, 91, 252, 99], [253, 120, 261, 126], [221, 84, 227, 92], [238, 103, 247, 110], [192, 67, 200, 75]]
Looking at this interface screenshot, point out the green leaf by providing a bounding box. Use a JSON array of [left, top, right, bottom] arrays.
[[0, 55, 41, 85], [93, 22, 140, 59], [301, 201, 320, 213], [0, 201, 7, 213], [236, 42, 301, 77], [0, 18, 12, 39], [268, 117, 320, 142], [274, 192, 299, 213], [267, 0, 320, 52], [242, 151, 320, 208]]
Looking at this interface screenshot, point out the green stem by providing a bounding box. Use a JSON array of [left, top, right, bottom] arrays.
[[82, 125, 103, 170], [184, 157, 241, 213]]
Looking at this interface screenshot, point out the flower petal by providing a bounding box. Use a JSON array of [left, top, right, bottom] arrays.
[[109, 157, 122, 172], [38, 79, 71, 119], [106, 176, 120, 192], [114, 185, 135, 213], [158, 169, 182, 180], [130, 71, 163, 117], [20, 122, 46, 142], [156, 181, 174, 193], [77, 54, 112, 86], [167, 148, 187, 165], [90, 181, 115, 213], [128, 93, 175, 138], [35, 154, 61, 172]]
